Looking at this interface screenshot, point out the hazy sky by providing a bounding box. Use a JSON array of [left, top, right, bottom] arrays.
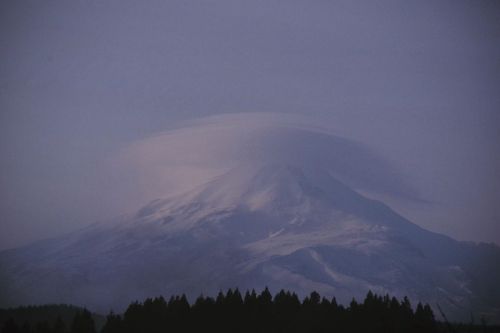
[[1, 0, 499, 250]]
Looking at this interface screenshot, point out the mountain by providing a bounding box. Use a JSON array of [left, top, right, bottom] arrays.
[[0, 161, 499, 322]]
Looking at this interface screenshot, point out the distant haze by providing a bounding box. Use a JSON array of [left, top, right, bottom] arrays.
[[0, 0, 499, 250]]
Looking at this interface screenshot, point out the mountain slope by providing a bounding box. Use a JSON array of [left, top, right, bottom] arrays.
[[1, 162, 499, 322]]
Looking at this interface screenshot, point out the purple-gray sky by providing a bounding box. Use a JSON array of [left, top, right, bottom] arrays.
[[1, 0, 499, 250]]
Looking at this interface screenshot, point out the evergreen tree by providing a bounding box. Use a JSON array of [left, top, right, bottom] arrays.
[[52, 316, 66, 333], [100, 312, 123, 333], [70, 310, 96, 333], [414, 303, 437, 332]]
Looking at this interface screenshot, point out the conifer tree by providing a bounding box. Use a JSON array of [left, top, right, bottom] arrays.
[[52, 316, 66, 333], [70, 309, 96, 333], [100, 312, 123, 333]]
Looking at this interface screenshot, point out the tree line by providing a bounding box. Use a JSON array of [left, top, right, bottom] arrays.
[[1, 308, 96, 333], [2, 289, 440, 333]]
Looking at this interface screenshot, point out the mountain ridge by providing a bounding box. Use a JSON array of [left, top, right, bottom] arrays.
[[1, 161, 499, 322]]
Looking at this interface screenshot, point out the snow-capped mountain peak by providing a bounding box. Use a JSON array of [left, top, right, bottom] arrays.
[[1, 119, 499, 323]]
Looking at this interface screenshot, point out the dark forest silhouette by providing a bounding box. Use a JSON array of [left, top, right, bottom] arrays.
[[1, 289, 498, 333]]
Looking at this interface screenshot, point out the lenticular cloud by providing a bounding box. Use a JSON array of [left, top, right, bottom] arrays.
[[115, 113, 418, 205]]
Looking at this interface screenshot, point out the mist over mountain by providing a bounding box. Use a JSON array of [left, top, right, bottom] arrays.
[[0, 114, 499, 322], [108, 113, 420, 209]]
